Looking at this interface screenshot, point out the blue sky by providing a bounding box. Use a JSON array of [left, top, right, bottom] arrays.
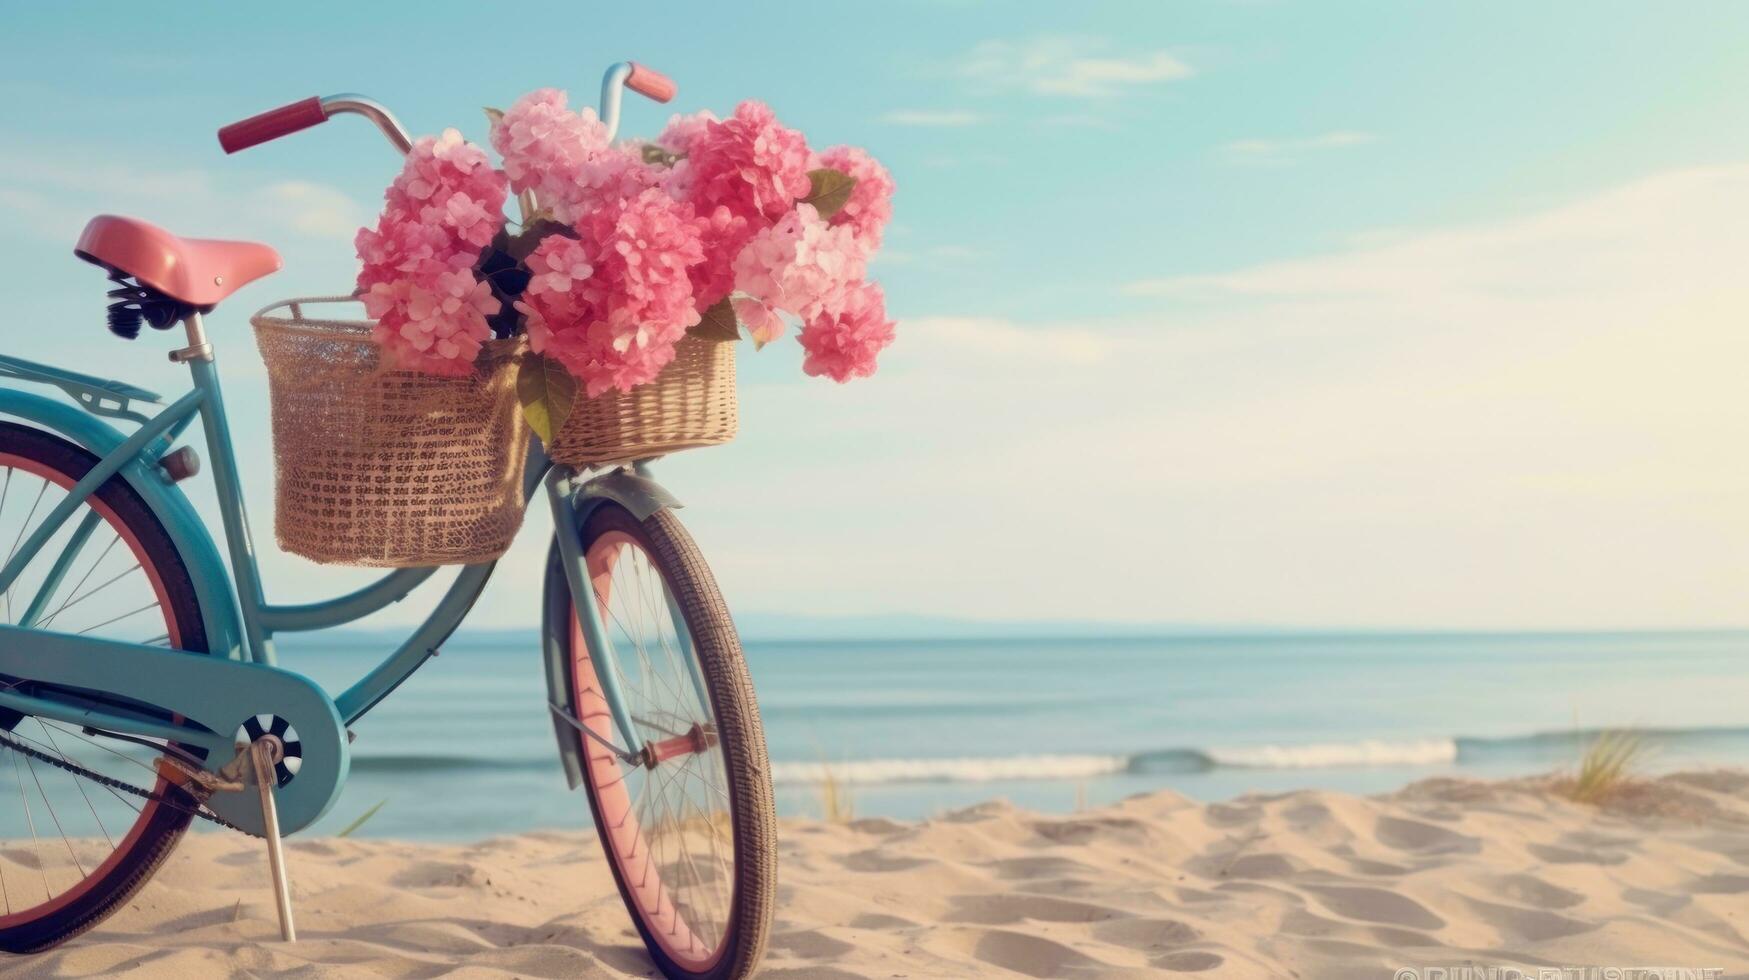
[[2, 2, 1746, 630]]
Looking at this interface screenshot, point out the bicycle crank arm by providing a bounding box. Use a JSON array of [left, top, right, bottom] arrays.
[[0, 624, 348, 837]]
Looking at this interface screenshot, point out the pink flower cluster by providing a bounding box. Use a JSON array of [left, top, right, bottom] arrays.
[[355, 129, 508, 375], [681, 101, 812, 223], [660, 102, 897, 381], [814, 145, 895, 250], [516, 188, 705, 396], [728, 204, 865, 342], [353, 90, 899, 388], [490, 89, 653, 225], [799, 281, 895, 383]]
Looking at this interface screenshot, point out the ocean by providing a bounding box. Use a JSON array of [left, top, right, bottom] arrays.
[[252, 628, 1749, 840]]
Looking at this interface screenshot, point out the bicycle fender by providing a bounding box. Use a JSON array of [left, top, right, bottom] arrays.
[[0, 388, 246, 660], [574, 467, 682, 522], [543, 468, 682, 787]]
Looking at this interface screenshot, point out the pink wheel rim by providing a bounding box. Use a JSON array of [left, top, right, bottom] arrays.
[[0, 451, 184, 929], [571, 529, 733, 972]]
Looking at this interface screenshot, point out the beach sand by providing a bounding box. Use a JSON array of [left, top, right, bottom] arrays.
[[4, 771, 1747, 978]]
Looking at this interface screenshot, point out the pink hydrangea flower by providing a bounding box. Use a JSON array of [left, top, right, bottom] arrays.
[[518, 188, 707, 395], [687, 204, 752, 310], [656, 110, 718, 156], [730, 203, 866, 321], [798, 280, 894, 382], [814, 145, 894, 249], [682, 101, 812, 224], [491, 89, 661, 224], [651, 110, 718, 201], [490, 89, 607, 217], [355, 129, 508, 374], [359, 267, 500, 378], [525, 236, 595, 294]]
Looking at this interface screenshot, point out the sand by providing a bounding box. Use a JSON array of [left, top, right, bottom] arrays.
[[4, 771, 1748, 979]]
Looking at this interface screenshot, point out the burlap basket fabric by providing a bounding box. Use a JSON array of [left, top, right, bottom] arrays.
[[544, 332, 738, 466], [251, 298, 531, 567]]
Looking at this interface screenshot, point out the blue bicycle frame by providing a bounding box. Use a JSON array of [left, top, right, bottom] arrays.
[[0, 311, 664, 834]]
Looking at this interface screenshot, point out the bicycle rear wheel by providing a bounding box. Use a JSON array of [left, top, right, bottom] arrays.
[[544, 502, 774, 980], [0, 421, 211, 953]]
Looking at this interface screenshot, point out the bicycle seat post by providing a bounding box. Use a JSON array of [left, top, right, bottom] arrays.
[[169, 311, 213, 364]]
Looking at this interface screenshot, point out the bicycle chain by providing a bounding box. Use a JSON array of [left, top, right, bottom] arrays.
[[0, 729, 244, 833]]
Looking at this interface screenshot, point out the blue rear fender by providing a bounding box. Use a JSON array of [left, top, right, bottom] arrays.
[[0, 387, 246, 659]]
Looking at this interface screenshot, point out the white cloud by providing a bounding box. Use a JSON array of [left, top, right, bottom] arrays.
[[880, 109, 985, 127], [958, 37, 1193, 98], [0, 144, 365, 246], [261, 181, 370, 239], [670, 163, 1749, 630], [1124, 165, 1749, 301], [1221, 130, 1377, 162], [909, 315, 1116, 364]]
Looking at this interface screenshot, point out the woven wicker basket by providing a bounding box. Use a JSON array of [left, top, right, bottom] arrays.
[[252, 297, 531, 567], [544, 332, 738, 466]]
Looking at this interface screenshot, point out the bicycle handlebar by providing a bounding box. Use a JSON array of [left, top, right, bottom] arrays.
[[218, 97, 328, 154], [219, 94, 413, 156], [600, 60, 677, 142], [625, 63, 677, 103], [218, 62, 674, 156]]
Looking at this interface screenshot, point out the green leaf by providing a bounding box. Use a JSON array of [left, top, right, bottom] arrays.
[[517, 354, 579, 445], [483, 106, 505, 129], [800, 168, 858, 220], [689, 297, 740, 343]]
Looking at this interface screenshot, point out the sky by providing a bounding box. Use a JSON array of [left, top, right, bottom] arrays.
[[1, 1, 1746, 632]]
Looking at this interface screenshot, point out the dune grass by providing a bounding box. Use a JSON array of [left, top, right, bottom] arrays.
[[1561, 729, 1648, 804], [819, 760, 855, 824], [336, 799, 390, 838]]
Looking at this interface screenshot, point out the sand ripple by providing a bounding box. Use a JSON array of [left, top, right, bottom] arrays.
[[2, 770, 1747, 978]]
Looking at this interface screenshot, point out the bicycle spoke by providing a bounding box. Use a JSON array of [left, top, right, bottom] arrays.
[[20, 752, 84, 880], [32, 533, 123, 630], [74, 600, 158, 636], [2, 479, 50, 617], [0, 452, 200, 932], [11, 747, 50, 902], [36, 721, 112, 849], [582, 532, 737, 960], [38, 561, 143, 632]]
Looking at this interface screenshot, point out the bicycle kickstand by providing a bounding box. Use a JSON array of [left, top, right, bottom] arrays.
[[247, 739, 297, 942]]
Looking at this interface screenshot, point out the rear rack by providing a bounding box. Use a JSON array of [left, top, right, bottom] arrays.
[[0, 353, 161, 423]]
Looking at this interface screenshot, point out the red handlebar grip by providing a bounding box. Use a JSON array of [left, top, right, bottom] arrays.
[[625, 63, 677, 103], [218, 97, 329, 154]]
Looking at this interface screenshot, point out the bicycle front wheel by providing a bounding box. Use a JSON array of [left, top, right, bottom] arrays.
[[543, 502, 774, 980]]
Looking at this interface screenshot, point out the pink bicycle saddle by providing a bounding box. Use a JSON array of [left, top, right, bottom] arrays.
[[75, 215, 282, 307]]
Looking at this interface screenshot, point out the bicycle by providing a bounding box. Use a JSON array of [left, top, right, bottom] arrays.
[[0, 62, 775, 980]]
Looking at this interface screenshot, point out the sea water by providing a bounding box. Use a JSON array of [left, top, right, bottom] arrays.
[[252, 629, 1749, 839]]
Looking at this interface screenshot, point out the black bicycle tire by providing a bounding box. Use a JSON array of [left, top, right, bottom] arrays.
[[0, 421, 210, 954], [544, 502, 776, 980]]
